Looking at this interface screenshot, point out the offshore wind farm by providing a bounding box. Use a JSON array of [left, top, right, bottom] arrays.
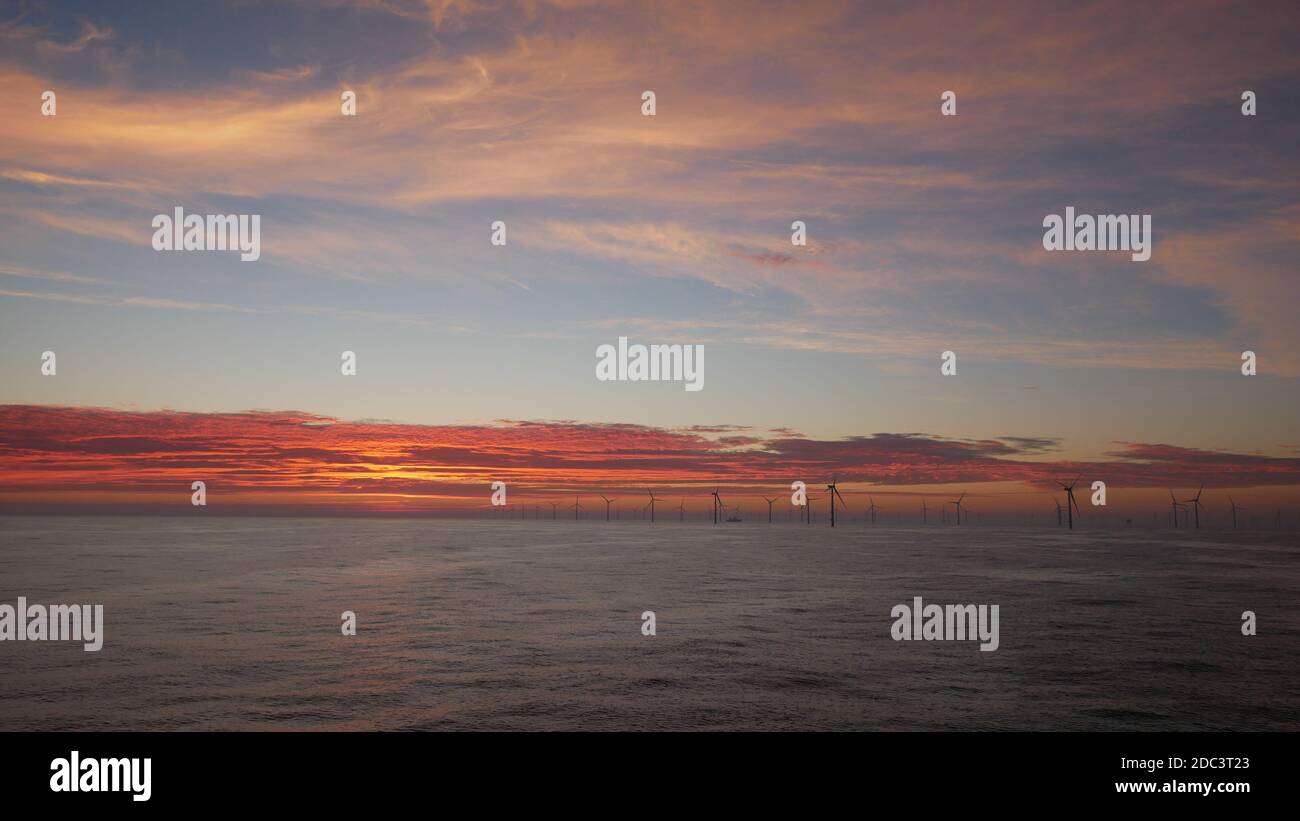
[[448, 481, 1300, 531]]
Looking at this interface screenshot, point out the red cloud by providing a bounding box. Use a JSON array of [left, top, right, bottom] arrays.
[[2, 405, 1298, 513]]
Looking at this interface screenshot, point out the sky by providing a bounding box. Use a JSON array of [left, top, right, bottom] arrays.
[[1, 0, 1298, 516]]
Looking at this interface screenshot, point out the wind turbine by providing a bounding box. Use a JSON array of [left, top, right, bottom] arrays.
[[947, 492, 966, 525], [763, 496, 777, 523], [645, 489, 664, 522], [600, 495, 616, 521], [1169, 492, 1187, 528], [826, 479, 847, 526], [678, 498, 686, 522], [711, 489, 724, 524], [571, 493, 583, 520], [1182, 484, 1205, 529], [1228, 496, 1245, 529], [867, 495, 881, 524], [550, 502, 558, 520], [1054, 499, 1063, 527], [1056, 475, 1081, 529]]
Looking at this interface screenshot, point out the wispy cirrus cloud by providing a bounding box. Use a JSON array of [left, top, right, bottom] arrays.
[[0, 263, 110, 286]]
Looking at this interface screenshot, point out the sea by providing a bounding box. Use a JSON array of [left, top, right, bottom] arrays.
[[1, 516, 1297, 731]]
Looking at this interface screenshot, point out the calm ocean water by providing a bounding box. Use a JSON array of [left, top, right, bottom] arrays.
[[1, 515, 1297, 731]]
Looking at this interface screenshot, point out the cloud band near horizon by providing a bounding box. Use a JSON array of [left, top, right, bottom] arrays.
[[3, 405, 1298, 513]]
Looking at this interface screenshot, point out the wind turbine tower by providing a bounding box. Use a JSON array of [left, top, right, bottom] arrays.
[[645, 489, 664, 523], [827, 479, 847, 527], [947, 492, 966, 525], [1182, 484, 1206, 529], [1056, 475, 1081, 529], [1229, 496, 1245, 529]]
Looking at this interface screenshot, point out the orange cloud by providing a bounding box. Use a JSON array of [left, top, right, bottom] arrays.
[[3, 405, 1297, 514]]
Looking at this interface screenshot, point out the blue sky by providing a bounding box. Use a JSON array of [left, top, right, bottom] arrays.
[[2, 0, 1298, 466]]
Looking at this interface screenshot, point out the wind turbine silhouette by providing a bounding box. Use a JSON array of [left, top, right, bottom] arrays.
[[571, 493, 582, 520], [645, 489, 664, 522], [1228, 496, 1245, 529], [711, 489, 724, 524], [1054, 498, 1063, 527], [763, 496, 777, 523], [1182, 484, 1205, 529], [678, 498, 686, 522], [1169, 491, 1186, 528], [826, 478, 847, 527], [1056, 475, 1081, 529], [600, 495, 616, 521], [550, 502, 558, 520], [922, 498, 928, 525], [947, 492, 966, 525], [867, 494, 881, 524]]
